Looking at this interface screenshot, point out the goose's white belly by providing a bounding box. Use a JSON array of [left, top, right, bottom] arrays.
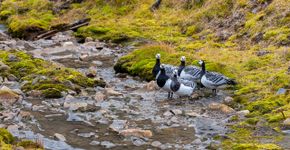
[[180, 71, 195, 81], [175, 84, 194, 96], [201, 75, 216, 89], [162, 79, 172, 92]]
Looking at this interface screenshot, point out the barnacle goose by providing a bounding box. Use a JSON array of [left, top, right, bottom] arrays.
[[170, 70, 196, 97], [152, 54, 177, 79], [156, 64, 174, 99], [178, 56, 203, 88], [199, 60, 236, 95]]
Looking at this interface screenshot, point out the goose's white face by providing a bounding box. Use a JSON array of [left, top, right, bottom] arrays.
[[173, 69, 178, 75], [181, 56, 186, 62], [160, 64, 165, 69], [156, 54, 161, 59], [198, 60, 204, 65]]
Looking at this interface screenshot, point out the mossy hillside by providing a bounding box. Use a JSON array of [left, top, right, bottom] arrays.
[[0, 50, 105, 98], [0, 128, 43, 150]]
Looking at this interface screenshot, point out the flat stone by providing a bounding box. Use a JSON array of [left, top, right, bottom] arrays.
[[237, 110, 250, 116], [104, 88, 122, 97], [90, 141, 100, 146], [185, 112, 199, 117], [208, 102, 235, 114], [283, 118, 290, 128], [0, 86, 20, 106], [163, 111, 174, 117], [223, 96, 234, 104], [276, 88, 287, 95], [144, 81, 159, 91], [101, 141, 116, 149], [171, 109, 182, 115], [94, 92, 106, 102], [119, 129, 153, 138], [54, 133, 66, 142], [151, 141, 162, 147], [109, 120, 127, 132]]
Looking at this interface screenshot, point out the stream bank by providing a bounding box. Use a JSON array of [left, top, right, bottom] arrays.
[[1, 28, 241, 150]]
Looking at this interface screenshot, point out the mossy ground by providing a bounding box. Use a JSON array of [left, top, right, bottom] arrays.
[[0, 128, 43, 150], [0, 50, 105, 98], [1, 0, 289, 148]]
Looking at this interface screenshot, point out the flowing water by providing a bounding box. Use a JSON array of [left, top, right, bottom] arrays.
[[1, 31, 235, 149]]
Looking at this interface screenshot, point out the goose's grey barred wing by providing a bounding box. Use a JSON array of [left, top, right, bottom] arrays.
[[181, 66, 202, 80], [205, 72, 234, 86], [164, 64, 178, 76], [178, 78, 196, 88]]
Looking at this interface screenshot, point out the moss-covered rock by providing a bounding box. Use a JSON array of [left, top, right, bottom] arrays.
[[0, 128, 14, 144], [0, 50, 105, 98], [17, 140, 43, 149]]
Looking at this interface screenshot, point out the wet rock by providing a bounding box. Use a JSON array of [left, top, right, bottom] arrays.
[[170, 109, 182, 115], [237, 110, 250, 116], [86, 67, 97, 78], [223, 96, 234, 104], [105, 88, 122, 97], [67, 112, 83, 122], [54, 133, 66, 142], [144, 81, 159, 91], [62, 41, 74, 47], [27, 90, 42, 97], [185, 111, 199, 117], [19, 111, 32, 120], [90, 141, 100, 146], [170, 116, 179, 123], [151, 141, 162, 147], [7, 74, 18, 81], [32, 105, 46, 111], [132, 137, 146, 146], [116, 73, 127, 78], [163, 111, 174, 117], [256, 50, 270, 56], [7, 54, 18, 62], [95, 92, 106, 102], [45, 114, 63, 118], [0, 86, 20, 106], [109, 120, 127, 132], [63, 95, 88, 110], [77, 104, 98, 112], [77, 132, 95, 138], [101, 141, 116, 149], [208, 103, 235, 114], [92, 61, 103, 67], [0, 61, 10, 71], [119, 129, 153, 138], [85, 37, 94, 42], [276, 88, 287, 95], [283, 118, 290, 129], [7, 124, 19, 131]]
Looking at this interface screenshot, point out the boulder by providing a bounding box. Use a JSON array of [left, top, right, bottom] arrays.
[[283, 118, 290, 128], [94, 92, 106, 102], [237, 110, 250, 116], [63, 95, 87, 110], [0, 86, 20, 106], [104, 88, 122, 97], [144, 81, 159, 91], [119, 129, 153, 138], [223, 96, 234, 104], [54, 133, 66, 142], [208, 102, 235, 114]]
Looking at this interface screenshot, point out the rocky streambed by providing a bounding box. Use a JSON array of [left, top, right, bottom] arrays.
[[0, 28, 245, 149]]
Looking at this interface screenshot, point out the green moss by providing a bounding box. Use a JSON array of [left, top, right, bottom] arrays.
[[0, 50, 105, 98], [232, 143, 281, 150], [42, 88, 62, 98], [17, 140, 43, 149], [0, 128, 14, 144]]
